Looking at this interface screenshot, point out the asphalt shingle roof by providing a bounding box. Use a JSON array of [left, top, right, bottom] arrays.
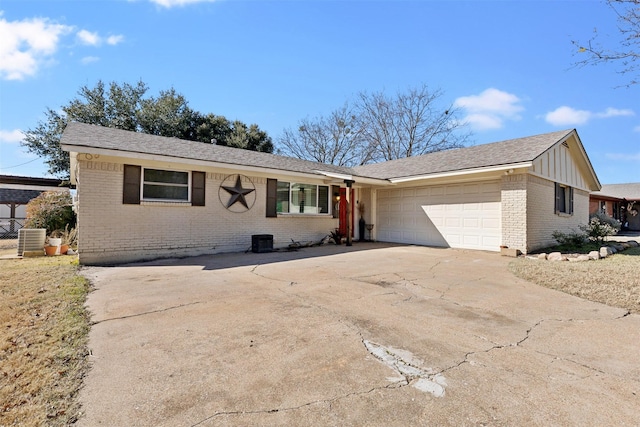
[[61, 122, 354, 177], [61, 122, 575, 182], [352, 129, 574, 180], [0, 188, 44, 204], [592, 183, 640, 200]]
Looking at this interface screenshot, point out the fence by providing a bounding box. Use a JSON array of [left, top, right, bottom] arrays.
[[0, 218, 25, 239]]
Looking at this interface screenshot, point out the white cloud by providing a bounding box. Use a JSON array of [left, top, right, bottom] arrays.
[[0, 14, 72, 80], [596, 107, 634, 119], [545, 106, 591, 126], [81, 56, 100, 65], [454, 88, 524, 131], [634, 125, 640, 132], [77, 29, 124, 46], [77, 29, 100, 46], [605, 152, 640, 162], [150, 0, 217, 7], [0, 13, 124, 80], [107, 35, 124, 45], [0, 129, 24, 144], [462, 113, 504, 131], [545, 106, 636, 126]]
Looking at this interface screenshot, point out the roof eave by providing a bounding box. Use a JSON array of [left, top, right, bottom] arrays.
[[314, 170, 393, 186], [62, 144, 344, 181], [387, 162, 533, 184]]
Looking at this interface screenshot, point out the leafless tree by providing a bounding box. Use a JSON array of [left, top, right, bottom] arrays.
[[573, 0, 640, 86], [277, 84, 471, 166], [277, 103, 371, 166], [356, 84, 471, 162]]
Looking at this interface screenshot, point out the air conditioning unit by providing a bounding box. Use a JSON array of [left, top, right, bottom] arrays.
[[17, 228, 46, 256]]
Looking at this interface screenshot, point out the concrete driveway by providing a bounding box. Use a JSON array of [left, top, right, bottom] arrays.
[[78, 244, 640, 426]]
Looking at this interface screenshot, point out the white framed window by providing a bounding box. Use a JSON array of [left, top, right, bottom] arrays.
[[142, 168, 191, 202], [275, 181, 330, 214]]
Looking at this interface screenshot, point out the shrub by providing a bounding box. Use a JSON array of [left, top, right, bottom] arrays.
[[580, 212, 621, 244], [552, 229, 587, 247], [24, 191, 76, 235]]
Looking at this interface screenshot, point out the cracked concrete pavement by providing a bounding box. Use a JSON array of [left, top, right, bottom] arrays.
[[78, 243, 640, 426]]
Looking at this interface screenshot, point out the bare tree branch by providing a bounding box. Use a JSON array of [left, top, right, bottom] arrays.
[[277, 103, 369, 166], [572, 0, 640, 86], [356, 84, 471, 162]]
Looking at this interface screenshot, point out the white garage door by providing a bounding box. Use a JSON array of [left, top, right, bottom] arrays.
[[376, 181, 502, 251]]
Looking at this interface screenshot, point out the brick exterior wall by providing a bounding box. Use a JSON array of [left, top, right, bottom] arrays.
[[526, 175, 589, 252], [76, 160, 337, 265], [501, 173, 590, 254], [500, 174, 528, 251]]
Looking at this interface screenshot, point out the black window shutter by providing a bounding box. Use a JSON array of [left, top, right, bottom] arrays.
[[554, 182, 560, 213], [192, 171, 206, 206], [569, 187, 574, 215], [266, 178, 277, 217], [123, 165, 141, 204]]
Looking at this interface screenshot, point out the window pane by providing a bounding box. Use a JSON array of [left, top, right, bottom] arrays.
[[143, 184, 189, 200], [276, 181, 290, 213], [144, 169, 188, 185], [318, 186, 329, 214], [291, 183, 317, 213], [558, 186, 566, 213]]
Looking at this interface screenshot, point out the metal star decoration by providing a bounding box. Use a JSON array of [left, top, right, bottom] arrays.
[[222, 175, 255, 209]]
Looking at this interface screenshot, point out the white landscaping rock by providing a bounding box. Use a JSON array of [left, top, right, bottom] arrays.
[[600, 247, 614, 258], [588, 251, 600, 260], [547, 252, 565, 261]]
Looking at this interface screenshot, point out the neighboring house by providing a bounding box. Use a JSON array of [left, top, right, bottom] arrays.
[[0, 175, 67, 238], [60, 123, 601, 265], [590, 183, 640, 231]]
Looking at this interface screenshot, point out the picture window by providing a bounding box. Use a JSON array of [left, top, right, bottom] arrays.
[[275, 181, 330, 214], [142, 168, 190, 201]]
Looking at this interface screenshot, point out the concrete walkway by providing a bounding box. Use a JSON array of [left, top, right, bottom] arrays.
[[78, 244, 640, 426]]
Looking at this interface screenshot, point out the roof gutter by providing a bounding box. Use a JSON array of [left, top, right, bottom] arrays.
[[313, 170, 393, 186], [388, 162, 533, 183]]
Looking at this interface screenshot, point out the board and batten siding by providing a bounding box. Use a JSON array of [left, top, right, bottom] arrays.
[[530, 142, 588, 191]]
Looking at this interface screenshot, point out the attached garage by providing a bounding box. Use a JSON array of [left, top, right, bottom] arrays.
[[376, 181, 502, 251]]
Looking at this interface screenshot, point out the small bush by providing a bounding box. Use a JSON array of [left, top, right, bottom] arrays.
[[579, 212, 621, 244], [552, 229, 588, 247], [24, 191, 76, 235]]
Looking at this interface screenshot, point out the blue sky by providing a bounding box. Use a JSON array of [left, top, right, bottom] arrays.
[[0, 0, 638, 184]]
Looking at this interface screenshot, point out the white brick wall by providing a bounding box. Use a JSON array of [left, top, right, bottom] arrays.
[[501, 173, 590, 254], [501, 174, 527, 251], [526, 175, 589, 252], [77, 160, 338, 264]]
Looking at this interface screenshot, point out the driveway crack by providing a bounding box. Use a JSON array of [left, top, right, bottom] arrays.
[[91, 301, 202, 325], [439, 318, 546, 375], [189, 383, 403, 426]]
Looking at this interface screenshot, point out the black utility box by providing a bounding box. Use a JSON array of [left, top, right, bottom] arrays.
[[251, 234, 273, 253]]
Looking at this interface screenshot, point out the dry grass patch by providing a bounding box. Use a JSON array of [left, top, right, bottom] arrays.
[[0, 255, 90, 426], [510, 247, 640, 314]]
